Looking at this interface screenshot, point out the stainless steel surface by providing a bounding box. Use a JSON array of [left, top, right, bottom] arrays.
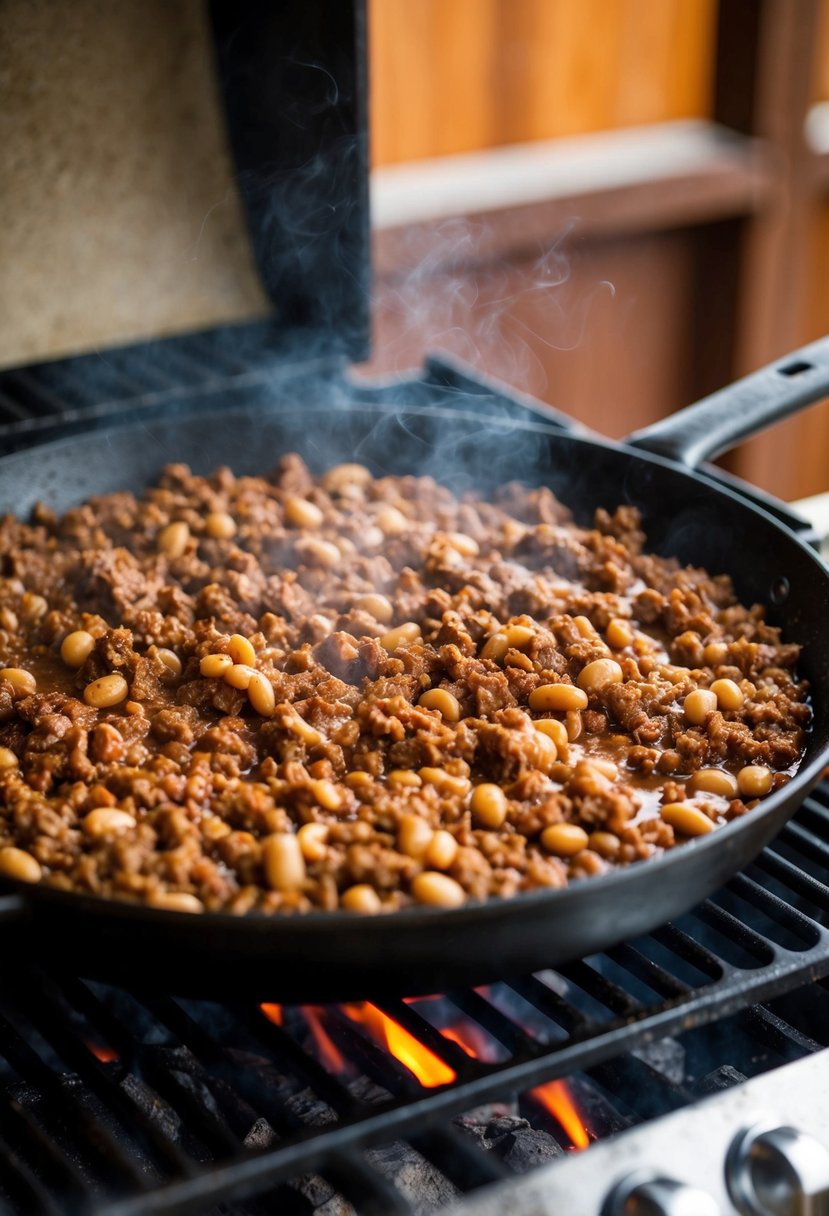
[[726, 1123, 829, 1216], [440, 1050, 829, 1216], [603, 1173, 722, 1215], [791, 490, 829, 558]]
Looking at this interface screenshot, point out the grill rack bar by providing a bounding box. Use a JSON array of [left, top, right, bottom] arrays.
[[0, 786, 828, 1214], [93, 961, 829, 1216], [0, 325, 564, 452]]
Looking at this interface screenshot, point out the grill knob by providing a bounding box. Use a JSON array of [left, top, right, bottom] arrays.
[[726, 1122, 829, 1216], [602, 1172, 721, 1215]]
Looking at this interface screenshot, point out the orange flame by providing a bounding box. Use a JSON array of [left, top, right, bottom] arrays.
[[261, 1003, 346, 1072], [342, 1003, 456, 1087], [302, 1007, 346, 1073], [532, 1080, 590, 1149], [440, 1025, 481, 1057], [439, 1021, 500, 1062], [86, 1041, 119, 1063]]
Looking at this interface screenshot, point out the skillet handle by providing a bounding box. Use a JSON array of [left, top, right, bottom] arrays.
[[626, 335, 829, 469]]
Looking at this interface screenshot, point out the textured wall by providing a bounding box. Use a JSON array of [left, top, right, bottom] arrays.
[[0, 0, 269, 369]]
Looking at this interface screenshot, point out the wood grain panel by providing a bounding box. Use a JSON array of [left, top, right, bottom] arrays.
[[729, 203, 829, 500], [367, 0, 500, 165], [492, 0, 623, 145], [717, 0, 827, 500], [364, 230, 699, 439], [816, 0, 829, 98], [369, 0, 718, 166]]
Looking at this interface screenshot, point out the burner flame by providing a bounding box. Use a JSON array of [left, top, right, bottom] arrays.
[[85, 1041, 119, 1063], [532, 1080, 590, 1150], [440, 1025, 480, 1056], [260, 1003, 346, 1072], [303, 1006, 346, 1072], [439, 1021, 499, 1062], [342, 1003, 456, 1087]]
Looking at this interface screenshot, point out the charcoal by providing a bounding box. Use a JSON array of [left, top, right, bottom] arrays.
[[224, 1048, 295, 1088], [225, 1048, 337, 1127], [243, 1117, 277, 1149], [454, 1100, 518, 1129], [366, 1141, 458, 1215], [487, 1114, 531, 1142], [455, 1112, 516, 1150], [313, 1193, 356, 1216], [456, 1113, 563, 1172], [120, 1072, 183, 1144], [163, 1053, 227, 1119], [284, 1086, 338, 1127], [348, 1072, 392, 1105], [694, 1064, 747, 1094], [291, 1172, 355, 1214], [151, 1045, 290, 1144], [633, 1038, 686, 1085], [166, 1044, 337, 1133], [498, 1127, 563, 1173], [291, 1173, 337, 1208], [486, 1115, 563, 1168], [568, 1080, 629, 1137], [6, 1075, 157, 1186], [223, 1047, 298, 1089]]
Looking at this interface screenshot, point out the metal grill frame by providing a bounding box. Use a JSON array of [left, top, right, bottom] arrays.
[[0, 785, 826, 1215]]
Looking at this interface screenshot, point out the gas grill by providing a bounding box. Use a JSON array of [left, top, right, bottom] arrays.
[[2, 332, 829, 1216], [3, 3, 829, 1213], [1, 781, 829, 1215]]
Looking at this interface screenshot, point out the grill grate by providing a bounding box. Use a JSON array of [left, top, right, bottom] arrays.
[[0, 785, 829, 1214], [0, 326, 573, 451], [0, 324, 345, 451]]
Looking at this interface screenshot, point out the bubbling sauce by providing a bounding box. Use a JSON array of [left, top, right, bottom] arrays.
[[0, 455, 810, 913]]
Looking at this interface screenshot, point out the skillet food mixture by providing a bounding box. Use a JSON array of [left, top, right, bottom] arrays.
[[0, 457, 811, 913]]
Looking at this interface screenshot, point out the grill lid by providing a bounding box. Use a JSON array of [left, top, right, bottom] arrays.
[[0, 0, 369, 382], [209, 0, 370, 363]]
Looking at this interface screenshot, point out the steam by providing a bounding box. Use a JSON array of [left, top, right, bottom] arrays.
[[4, 4, 628, 525], [208, 2, 622, 461], [369, 208, 619, 415]]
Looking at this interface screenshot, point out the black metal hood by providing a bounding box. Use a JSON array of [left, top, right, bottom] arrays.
[[209, 0, 370, 363]]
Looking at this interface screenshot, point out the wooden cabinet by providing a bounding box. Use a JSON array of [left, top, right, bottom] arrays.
[[367, 0, 829, 500]]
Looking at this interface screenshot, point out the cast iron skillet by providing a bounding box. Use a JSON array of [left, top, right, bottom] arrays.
[[1, 340, 829, 1000]]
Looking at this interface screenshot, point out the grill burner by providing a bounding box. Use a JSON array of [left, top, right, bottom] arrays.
[[1, 779, 829, 1215]]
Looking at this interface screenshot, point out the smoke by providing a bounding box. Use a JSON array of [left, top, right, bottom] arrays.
[[207, 0, 626, 444], [3, 3, 628, 524], [369, 209, 619, 415]]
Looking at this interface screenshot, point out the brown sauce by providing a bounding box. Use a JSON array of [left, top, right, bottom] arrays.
[[0, 455, 811, 913]]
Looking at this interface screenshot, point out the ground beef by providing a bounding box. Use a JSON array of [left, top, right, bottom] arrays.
[[0, 457, 811, 915]]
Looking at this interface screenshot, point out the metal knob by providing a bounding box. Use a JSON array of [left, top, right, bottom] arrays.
[[726, 1122, 829, 1215], [602, 1172, 722, 1216]]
